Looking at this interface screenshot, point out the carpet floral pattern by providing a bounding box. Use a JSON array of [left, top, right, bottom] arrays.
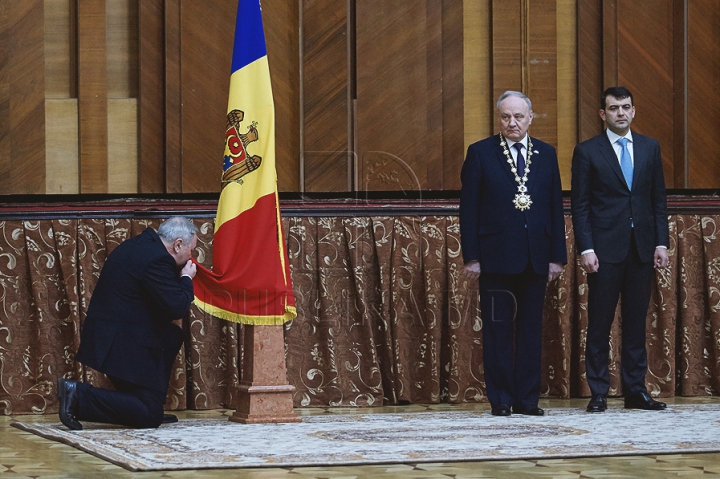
[[13, 404, 720, 471]]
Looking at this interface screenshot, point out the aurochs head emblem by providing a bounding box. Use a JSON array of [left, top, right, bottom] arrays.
[[222, 109, 262, 188]]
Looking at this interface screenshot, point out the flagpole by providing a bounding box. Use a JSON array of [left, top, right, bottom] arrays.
[[191, 0, 299, 423]]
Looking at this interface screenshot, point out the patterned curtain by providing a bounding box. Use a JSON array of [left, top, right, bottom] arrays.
[[0, 214, 718, 415]]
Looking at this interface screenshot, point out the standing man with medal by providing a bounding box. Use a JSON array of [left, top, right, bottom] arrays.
[[460, 91, 567, 417]]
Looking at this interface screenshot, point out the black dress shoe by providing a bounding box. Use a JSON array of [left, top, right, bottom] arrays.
[[586, 393, 607, 413], [513, 406, 545, 416], [162, 414, 179, 424], [57, 378, 82, 430], [624, 391, 666, 410], [491, 404, 511, 416]]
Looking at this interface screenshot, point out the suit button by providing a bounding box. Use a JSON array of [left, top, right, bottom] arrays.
[[524, 224, 528, 228]]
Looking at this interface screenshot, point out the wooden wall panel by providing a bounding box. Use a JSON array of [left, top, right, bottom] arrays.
[[44, 0, 75, 99], [44, 0, 78, 194], [138, 0, 165, 193], [491, 0, 523, 108], [577, 0, 603, 142], [463, 0, 492, 150], [672, 0, 686, 188], [108, 99, 138, 193], [556, 0, 577, 188], [178, 0, 235, 193], [265, 0, 300, 192], [107, 0, 138, 194], [4, 0, 720, 195], [77, 0, 108, 193], [45, 99, 78, 194], [602, 0, 618, 88], [687, 0, 720, 188], [106, 0, 138, 98], [424, 0, 444, 190], [355, 2, 438, 191], [165, 0, 182, 193], [441, 0, 464, 191], [0, 4, 12, 190], [526, 0, 558, 148], [301, 0, 351, 193], [617, 0, 675, 188], [0, 0, 46, 195]]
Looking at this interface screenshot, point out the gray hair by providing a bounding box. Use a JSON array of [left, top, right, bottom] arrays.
[[158, 216, 198, 243], [496, 91, 533, 111]]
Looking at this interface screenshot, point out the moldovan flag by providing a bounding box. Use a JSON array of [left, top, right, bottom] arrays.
[[192, 0, 296, 325]]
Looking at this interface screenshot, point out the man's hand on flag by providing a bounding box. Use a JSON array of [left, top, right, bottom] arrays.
[[182, 260, 197, 279]]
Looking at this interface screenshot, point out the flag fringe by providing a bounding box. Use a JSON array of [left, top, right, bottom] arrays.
[[193, 297, 297, 325]]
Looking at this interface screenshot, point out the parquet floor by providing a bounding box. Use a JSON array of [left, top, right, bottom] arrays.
[[2, 397, 720, 479]]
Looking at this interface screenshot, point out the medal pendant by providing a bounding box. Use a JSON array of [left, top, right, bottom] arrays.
[[513, 193, 532, 211]]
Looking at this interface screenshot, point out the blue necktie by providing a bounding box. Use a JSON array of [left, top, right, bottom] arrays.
[[617, 137, 633, 190], [513, 143, 525, 177]]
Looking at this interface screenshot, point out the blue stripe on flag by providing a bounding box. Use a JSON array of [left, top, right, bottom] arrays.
[[231, 0, 267, 74]]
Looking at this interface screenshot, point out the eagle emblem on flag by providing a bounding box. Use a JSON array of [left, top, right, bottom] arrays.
[[222, 109, 262, 187]]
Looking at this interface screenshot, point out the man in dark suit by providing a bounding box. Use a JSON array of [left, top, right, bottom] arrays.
[[571, 86, 669, 413], [460, 91, 567, 417], [57, 216, 198, 429]]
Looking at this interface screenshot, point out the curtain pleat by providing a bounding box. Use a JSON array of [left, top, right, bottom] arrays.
[[0, 214, 718, 415]]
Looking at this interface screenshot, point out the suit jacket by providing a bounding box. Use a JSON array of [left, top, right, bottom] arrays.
[[76, 228, 194, 392], [460, 134, 567, 275], [570, 131, 669, 264]]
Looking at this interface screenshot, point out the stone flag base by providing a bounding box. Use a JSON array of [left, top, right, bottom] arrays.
[[229, 384, 301, 424], [229, 325, 301, 424]]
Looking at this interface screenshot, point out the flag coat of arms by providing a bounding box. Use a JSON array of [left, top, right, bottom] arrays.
[[193, 0, 296, 325]]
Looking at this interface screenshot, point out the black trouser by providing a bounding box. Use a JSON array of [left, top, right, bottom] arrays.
[[76, 376, 167, 428], [479, 264, 547, 410], [585, 232, 655, 396]]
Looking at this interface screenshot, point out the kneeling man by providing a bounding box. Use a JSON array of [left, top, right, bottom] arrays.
[[57, 216, 198, 429]]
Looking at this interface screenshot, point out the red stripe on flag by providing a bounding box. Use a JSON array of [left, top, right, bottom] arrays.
[[193, 193, 293, 317]]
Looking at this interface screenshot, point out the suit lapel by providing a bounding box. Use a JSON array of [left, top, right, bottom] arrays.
[[630, 134, 646, 190], [526, 139, 541, 195], [598, 134, 628, 190]]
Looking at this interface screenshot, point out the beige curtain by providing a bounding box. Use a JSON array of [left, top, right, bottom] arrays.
[[0, 214, 718, 415]]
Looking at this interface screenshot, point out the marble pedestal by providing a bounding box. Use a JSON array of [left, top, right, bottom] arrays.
[[229, 325, 301, 424]]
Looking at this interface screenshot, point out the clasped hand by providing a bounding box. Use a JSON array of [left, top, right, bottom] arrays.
[[181, 260, 197, 279]]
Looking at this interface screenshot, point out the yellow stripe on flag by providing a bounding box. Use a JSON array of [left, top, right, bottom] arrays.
[[215, 57, 277, 233]]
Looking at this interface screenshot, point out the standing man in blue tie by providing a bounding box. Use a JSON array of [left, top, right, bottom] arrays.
[[571, 86, 670, 413], [460, 91, 567, 417]]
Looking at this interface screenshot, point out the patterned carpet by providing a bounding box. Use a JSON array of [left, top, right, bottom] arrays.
[[12, 404, 720, 472]]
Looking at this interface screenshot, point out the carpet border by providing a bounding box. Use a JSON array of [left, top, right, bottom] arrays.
[[12, 422, 149, 471], [11, 407, 720, 472]]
